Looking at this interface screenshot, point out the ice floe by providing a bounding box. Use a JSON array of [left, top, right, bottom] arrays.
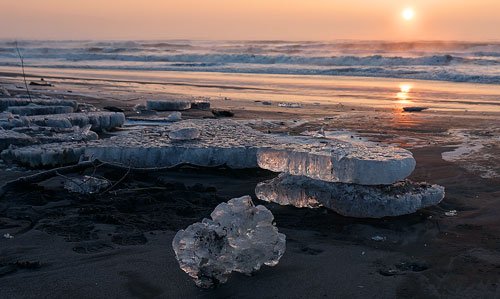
[[21, 112, 125, 132], [6, 105, 74, 116], [255, 174, 445, 218], [0, 98, 78, 111], [1, 119, 416, 183]]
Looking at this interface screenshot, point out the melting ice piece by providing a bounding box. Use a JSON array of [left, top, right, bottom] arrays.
[[64, 175, 111, 194], [255, 174, 445, 218], [172, 196, 286, 288], [165, 111, 182, 122], [146, 100, 192, 111]]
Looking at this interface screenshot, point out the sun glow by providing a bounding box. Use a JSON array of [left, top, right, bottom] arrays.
[[396, 83, 413, 104], [402, 8, 415, 21], [400, 84, 412, 93]]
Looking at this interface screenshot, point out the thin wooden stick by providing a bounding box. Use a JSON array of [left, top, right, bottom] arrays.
[[101, 165, 131, 194], [15, 41, 32, 101]]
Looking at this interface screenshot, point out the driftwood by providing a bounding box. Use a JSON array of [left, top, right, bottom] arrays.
[[0, 159, 229, 198], [101, 160, 229, 173]]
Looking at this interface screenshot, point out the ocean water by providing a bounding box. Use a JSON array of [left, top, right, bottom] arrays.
[[0, 40, 499, 84]]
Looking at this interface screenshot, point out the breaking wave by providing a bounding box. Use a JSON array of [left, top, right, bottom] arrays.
[[0, 40, 499, 84]]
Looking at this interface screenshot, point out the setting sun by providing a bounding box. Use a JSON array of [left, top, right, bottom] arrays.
[[402, 8, 415, 21]]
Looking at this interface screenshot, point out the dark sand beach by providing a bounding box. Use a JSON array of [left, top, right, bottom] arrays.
[[1, 70, 499, 298]]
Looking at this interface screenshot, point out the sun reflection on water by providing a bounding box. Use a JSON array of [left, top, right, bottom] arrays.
[[396, 83, 413, 104], [391, 83, 423, 128]]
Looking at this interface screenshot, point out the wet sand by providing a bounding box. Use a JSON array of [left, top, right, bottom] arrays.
[[0, 70, 499, 298]]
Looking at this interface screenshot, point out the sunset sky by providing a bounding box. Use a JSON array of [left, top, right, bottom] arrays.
[[1, 0, 499, 41]]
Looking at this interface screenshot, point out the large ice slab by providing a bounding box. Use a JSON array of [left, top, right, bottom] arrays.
[[255, 174, 445, 218], [7, 105, 74, 116], [0, 98, 78, 111], [1, 120, 263, 167], [21, 112, 125, 132], [1, 120, 415, 184], [257, 142, 415, 185], [1, 126, 98, 151], [83, 120, 268, 168], [172, 196, 286, 288]]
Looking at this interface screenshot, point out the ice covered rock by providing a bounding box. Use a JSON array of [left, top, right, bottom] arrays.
[[172, 196, 286, 288], [168, 127, 200, 140], [146, 100, 191, 111], [0, 98, 78, 111], [7, 105, 74, 116], [255, 174, 445, 218], [165, 111, 182, 122], [64, 175, 111, 194]]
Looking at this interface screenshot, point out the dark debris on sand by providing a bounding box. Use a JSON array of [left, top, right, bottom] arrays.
[[0, 167, 229, 249]]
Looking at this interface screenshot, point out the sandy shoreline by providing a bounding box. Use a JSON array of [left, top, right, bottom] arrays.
[[0, 70, 499, 298]]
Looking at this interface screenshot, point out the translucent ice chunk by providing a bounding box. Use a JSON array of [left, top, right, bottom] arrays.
[[172, 196, 286, 288]]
